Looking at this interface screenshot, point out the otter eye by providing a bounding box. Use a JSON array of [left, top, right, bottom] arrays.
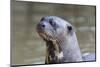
[[49, 19, 54, 26], [41, 17, 45, 21]]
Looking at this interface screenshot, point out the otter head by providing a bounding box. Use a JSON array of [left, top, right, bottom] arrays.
[[36, 16, 82, 63], [37, 16, 74, 41]]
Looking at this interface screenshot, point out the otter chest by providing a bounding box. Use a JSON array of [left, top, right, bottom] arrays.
[[45, 40, 64, 64]]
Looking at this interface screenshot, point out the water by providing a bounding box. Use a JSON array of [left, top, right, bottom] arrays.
[[11, 1, 96, 65]]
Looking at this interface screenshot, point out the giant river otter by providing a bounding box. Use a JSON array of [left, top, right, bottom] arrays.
[[36, 16, 95, 64]]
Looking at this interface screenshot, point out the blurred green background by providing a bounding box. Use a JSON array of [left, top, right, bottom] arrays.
[[11, 0, 96, 65]]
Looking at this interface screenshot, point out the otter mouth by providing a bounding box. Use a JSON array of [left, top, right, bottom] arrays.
[[37, 31, 56, 41]]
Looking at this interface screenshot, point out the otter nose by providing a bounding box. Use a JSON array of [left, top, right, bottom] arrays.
[[41, 24, 45, 28], [38, 23, 45, 28]]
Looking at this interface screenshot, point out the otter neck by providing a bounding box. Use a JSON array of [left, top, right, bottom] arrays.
[[57, 32, 82, 62], [45, 32, 82, 63]]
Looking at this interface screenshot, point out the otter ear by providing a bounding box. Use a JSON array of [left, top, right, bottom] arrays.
[[67, 26, 72, 31], [66, 25, 76, 35]]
